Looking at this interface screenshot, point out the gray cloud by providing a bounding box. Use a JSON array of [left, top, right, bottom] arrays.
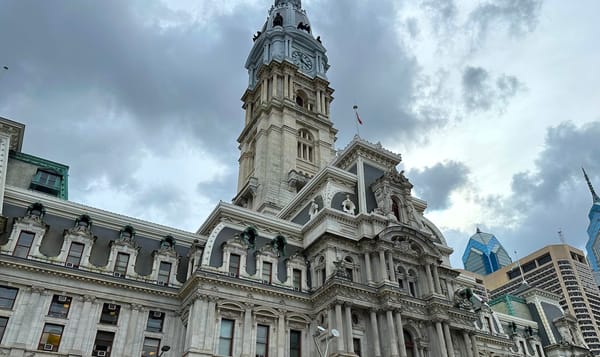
[[468, 0, 543, 42], [408, 161, 470, 210], [476, 121, 600, 260], [462, 66, 522, 112]]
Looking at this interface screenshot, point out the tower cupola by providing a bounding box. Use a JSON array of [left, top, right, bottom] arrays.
[[234, 0, 337, 214]]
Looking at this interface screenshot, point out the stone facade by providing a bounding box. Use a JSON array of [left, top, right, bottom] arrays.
[[0, 1, 592, 357]]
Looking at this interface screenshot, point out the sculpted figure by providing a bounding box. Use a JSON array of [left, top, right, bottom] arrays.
[[308, 199, 319, 219]]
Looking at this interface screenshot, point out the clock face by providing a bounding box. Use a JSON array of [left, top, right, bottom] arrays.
[[292, 51, 313, 71]]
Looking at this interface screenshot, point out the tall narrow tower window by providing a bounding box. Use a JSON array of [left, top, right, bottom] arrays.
[[297, 129, 314, 163]]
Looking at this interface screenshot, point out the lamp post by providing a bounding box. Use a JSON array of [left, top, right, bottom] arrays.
[[158, 345, 171, 357], [313, 326, 339, 357]]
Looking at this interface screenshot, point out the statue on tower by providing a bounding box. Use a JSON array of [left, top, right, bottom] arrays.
[[275, 0, 301, 8]]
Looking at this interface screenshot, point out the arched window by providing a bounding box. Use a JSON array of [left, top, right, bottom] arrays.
[[407, 269, 418, 297], [397, 266, 406, 290], [404, 331, 415, 357], [297, 129, 314, 162], [296, 95, 304, 107]]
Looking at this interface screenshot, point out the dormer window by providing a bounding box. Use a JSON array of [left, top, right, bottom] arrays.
[[262, 261, 273, 284], [30, 169, 62, 196], [297, 129, 314, 162], [114, 253, 129, 276]]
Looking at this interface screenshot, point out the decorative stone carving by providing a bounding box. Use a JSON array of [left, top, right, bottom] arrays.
[[341, 194, 356, 215], [453, 288, 475, 311]]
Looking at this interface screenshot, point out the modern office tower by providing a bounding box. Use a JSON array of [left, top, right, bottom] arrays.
[[462, 228, 512, 275], [583, 168, 600, 285], [484, 244, 600, 355]]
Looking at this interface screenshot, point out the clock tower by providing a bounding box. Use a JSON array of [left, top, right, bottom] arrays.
[[234, 0, 337, 215]]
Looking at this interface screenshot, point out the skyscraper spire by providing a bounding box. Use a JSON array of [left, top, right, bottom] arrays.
[[582, 167, 600, 203]]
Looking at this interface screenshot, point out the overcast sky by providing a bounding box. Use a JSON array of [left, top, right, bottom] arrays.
[[1, 0, 599, 268]]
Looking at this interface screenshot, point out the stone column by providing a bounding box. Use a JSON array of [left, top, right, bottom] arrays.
[[379, 250, 387, 282], [386, 310, 399, 357], [463, 331, 474, 357], [443, 322, 455, 357], [242, 305, 253, 357], [432, 264, 441, 294], [277, 311, 286, 357], [203, 298, 217, 351], [272, 75, 277, 98], [73, 295, 95, 351], [344, 304, 354, 354], [394, 311, 407, 357], [387, 251, 397, 282], [262, 78, 267, 102], [370, 310, 382, 357], [4, 287, 31, 345], [24, 287, 46, 346], [316, 90, 322, 113], [123, 304, 142, 356], [435, 321, 449, 357], [424, 264, 435, 294], [185, 297, 207, 352], [335, 304, 345, 352], [364, 252, 373, 284], [470, 333, 479, 357], [356, 158, 367, 214]]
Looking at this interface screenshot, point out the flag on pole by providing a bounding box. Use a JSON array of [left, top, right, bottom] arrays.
[[353, 105, 363, 125]]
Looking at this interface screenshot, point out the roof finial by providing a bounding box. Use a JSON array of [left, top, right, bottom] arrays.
[[582, 167, 600, 203], [476, 227, 481, 234]]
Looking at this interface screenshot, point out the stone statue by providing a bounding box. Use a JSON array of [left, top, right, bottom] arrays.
[[558, 324, 574, 344], [341, 194, 356, 215], [308, 199, 319, 219]]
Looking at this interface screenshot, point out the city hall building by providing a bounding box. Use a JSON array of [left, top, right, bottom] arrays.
[[0, 1, 592, 356]]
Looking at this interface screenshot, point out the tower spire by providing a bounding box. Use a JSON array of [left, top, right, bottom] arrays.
[[582, 168, 600, 203]]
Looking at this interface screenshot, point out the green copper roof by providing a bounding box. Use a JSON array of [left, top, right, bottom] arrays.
[[10, 151, 69, 199]]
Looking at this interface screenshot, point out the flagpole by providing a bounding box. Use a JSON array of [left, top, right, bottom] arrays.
[[353, 105, 360, 137]]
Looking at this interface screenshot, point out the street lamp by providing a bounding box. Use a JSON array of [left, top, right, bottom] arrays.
[[158, 345, 171, 356], [313, 326, 339, 357]]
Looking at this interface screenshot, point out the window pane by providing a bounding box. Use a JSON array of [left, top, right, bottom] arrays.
[[66, 242, 84, 267], [158, 262, 171, 284], [262, 262, 272, 283], [256, 324, 269, 357], [141, 338, 160, 357], [38, 323, 64, 352], [99, 304, 120, 325], [0, 317, 8, 343], [146, 311, 165, 333], [48, 295, 71, 318], [114, 253, 129, 274], [0, 286, 18, 309], [290, 330, 301, 357], [229, 254, 240, 276], [293, 269, 301, 289], [218, 319, 234, 356], [94, 331, 115, 356], [14, 231, 35, 258]]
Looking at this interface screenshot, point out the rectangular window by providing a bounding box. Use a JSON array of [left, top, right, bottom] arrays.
[[0, 286, 18, 310], [218, 319, 235, 356], [66, 242, 84, 267], [99, 303, 120, 325], [114, 253, 129, 275], [345, 267, 353, 281], [320, 269, 326, 285], [229, 254, 240, 277], [262, 262, 272, 283], [256, 324, 269, 357], [146, 311, 165, 333], [289, 330, 301, 357], [353, 338, 362, 357], [292, 269, 302, 290], [13, 231, 35, 258], [93, 330, 114, 356], [38, 323, 64, 352], [0, 317, 7, 343], [142, 338, 161, 357], [409, 282, 416, 297], [48, 295, 72, 318], [158, 262, 171, 284]]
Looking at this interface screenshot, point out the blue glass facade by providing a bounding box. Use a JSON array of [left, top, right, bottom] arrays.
[[462, 229, 512, 275], [583, 168, 600, 272]]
